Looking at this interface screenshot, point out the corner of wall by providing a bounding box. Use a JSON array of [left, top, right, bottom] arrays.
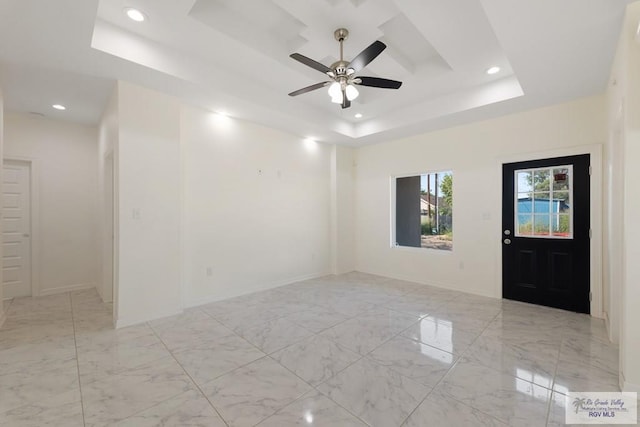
[[611, 0, 640, 395], [330, 144, 356, 275], [0, 86, 4, 320]]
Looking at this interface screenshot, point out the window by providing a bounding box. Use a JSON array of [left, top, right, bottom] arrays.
[[394, 171, 453, 251], [515, 165, 572, 238]]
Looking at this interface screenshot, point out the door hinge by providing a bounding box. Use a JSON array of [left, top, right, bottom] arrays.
[[589, 229, 592, 239], [589, 165, 592, 176]]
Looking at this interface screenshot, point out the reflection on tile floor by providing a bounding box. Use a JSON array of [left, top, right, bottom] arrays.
[[0, 272, 630, 426]]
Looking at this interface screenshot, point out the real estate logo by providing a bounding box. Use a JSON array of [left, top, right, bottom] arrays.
[[566, 392, 637, 424]]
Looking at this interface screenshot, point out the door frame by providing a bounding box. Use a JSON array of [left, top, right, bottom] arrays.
[[497, 144, 603, 318], [2, 157, 40, 298]]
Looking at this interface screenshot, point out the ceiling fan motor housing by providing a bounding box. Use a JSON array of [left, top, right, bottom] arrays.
[[331, 61, 349, 76]]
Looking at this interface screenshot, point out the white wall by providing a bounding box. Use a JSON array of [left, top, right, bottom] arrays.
[[354, 95, 606, 299], [115, 81, 182, 327], [3, 113, 99, 296], [331, 145, 356, 274], [97, 87, 118, 305], [181, 105, 332, 306], [607, 1, 640, 392], [0, 88, 4, 325]]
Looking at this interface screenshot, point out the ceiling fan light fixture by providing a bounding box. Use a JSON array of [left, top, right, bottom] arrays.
[[328, 82, 343, 103], [345, 84, 359, 101]]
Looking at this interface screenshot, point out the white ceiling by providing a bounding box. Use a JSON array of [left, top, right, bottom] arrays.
[[0, 0, 632, 145]]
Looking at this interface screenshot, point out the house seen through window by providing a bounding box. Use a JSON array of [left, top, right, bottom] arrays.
[[395, 171, 453, 251]]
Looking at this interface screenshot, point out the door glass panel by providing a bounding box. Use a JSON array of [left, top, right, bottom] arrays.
[[517, 171, 532, 193], [517, 216, 533, 236], [533, 170, 550, 191], [552, 214, 571, 237], [517, 196, 532, 213], [533, 215, 551, 235], [552, 168, 570, 191], [554, 190, 570, 212], [514, 165, 573, 239], [533, 192, 551, 213]]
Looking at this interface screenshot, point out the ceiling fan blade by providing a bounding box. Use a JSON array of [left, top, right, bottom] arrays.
[[348, 40, 386, 72], [354, 76, 402, 89], [288, 81, 331, 97], [290, 53, 332, 74]]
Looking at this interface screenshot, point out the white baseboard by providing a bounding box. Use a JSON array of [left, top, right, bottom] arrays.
[[39, 283, 95, 297], [116, 308, 183, 329], [603, 311, 615, 342], [620, 371, 640, 393], [353, 269, 499, 299], [185, 271, 331, 309], [332, 267, 356, 275]]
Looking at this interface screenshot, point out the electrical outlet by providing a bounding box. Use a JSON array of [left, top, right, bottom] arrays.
[[206, 267, 212, 277]]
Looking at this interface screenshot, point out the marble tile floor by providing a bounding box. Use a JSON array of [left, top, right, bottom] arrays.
[[0, 272, 630, 426]]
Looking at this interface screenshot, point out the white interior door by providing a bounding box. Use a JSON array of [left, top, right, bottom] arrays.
[[2, 160, 32, 298], [103, 152, 114, 302]]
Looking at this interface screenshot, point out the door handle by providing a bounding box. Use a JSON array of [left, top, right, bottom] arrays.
[[503, 238, 511, 245]]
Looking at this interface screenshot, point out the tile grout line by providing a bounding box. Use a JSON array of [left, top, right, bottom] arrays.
[[264, 341, 373, 427], [3, 278, 615, 426], [0, 298, 13, 329], [312, 285, 472, 425], [274, 357, 374, 427], [281, 295, 452, 426], [545, 333, 565, 426], [199, 305, 375, 426], [69, 292, 88, 427], [196, 306, 370, 426], [195, 305, 320, 361], [77, 305, 198, 425], [395, 306, 505, 426], [146, 322, 232, 427], [250, 285, 469, 426], [307, 354, 374, 427]]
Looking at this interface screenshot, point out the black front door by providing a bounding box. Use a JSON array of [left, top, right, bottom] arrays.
[[502, 154, 590, 313]]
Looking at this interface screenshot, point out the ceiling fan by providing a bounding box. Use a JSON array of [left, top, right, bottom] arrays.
[[288, 28, 402, 109]]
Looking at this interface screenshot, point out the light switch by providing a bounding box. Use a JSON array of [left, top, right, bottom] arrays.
[[132, 208, 141, 220]]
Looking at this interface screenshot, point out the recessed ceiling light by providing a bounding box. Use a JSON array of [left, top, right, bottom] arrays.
[[304, 138, 318, 151], [52, 104, 66, 110], [125, 8, 146, 22], [486, 66, 501, 75], [354, 113, 363, 118]]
